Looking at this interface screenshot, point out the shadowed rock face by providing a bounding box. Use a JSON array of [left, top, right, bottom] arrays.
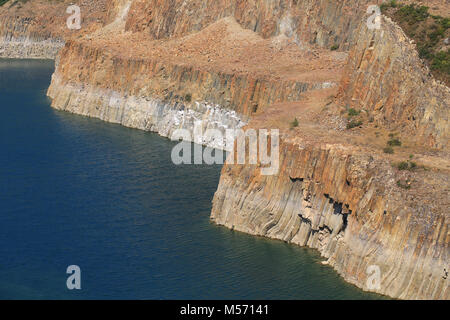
[[1, 0, 448, 300]]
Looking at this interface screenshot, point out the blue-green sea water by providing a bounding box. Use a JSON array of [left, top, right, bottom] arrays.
[[0, 59, 383, 299]]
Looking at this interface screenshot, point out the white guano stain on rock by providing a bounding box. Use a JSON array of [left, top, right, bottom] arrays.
[[47, 75, 247, 150]]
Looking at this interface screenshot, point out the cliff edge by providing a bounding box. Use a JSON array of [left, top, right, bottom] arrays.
[[0, 0, 448, 300]]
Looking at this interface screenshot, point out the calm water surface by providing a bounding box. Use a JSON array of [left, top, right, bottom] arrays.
[[0, 59, 383, 299]]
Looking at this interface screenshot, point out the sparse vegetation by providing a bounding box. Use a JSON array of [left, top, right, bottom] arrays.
[[395, 160, 417, 171], [0, 0, 9, 6], [330, 44, 339, 51], [347, 108, 361, 117], [397, 180, 412, 189], [290, 118, 299, 128], [387, 138, 402, 146], [430, 50, 450, 76], [346, 120, 363, 129], [383, 134, 402, 153], [345, 107, 364, 129], [383, 146, 394, 154], [381, 2, 450, 85]]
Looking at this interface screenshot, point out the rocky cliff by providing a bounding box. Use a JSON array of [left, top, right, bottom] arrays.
[[125, 0, 392, 50], [0, 12, 64, 59], [210, 5, 449, 299], [0, 0, 108, 59], [338, 15, 449, 150], [1, 0, 448, 300], [46, 7, 344, 149], [211, 123, 449, 299]]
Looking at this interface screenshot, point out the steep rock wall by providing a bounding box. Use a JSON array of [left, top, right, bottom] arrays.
[[211, 137, 449, 299], [209, 3, 449, 300], [0, 16, 64, 59], [50, 39, 332, 116], [126, 0, 380, 50], [47, 32, 335, 149], [48, 73, 247, 150], [1, 0, 376, 56], [0, 0, 108, 59], [338, 15, 450, 149]]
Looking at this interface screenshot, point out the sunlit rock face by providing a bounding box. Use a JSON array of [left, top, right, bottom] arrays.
[[338, 15, 450, 150], [1, 0, 448, 300], [212, 136, 449, 300]]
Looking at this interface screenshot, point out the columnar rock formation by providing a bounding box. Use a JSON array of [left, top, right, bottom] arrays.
[[211, 127, 449, 300], [0, 13, 64, 59], [338, 15, 449, 149], [46, 8, 344, 149], [0, 0, 448, 300], [0, 0, 109, 59]]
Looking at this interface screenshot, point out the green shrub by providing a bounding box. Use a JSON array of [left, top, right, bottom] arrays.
[[397, 161, 410, 170], [184, 93, 192, 102], [381, 0, 398, 12], [383, 146, 394, 154], [398, 5, 430, 24], [346, 120, 362, 129], [290, 118, 299, 128], [330, 44, 339, 51]]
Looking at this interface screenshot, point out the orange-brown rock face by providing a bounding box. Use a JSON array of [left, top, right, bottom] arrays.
[[211, 132, 449, 299], [126, 0, 379, 49], [47, 13, 345, 148], [338, 16, 449, 150], [0, 0, 108, 58], [49, 31, 341, 118]]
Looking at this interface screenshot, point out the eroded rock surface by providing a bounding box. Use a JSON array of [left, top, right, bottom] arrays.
[[1, 0, 448, 300]]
